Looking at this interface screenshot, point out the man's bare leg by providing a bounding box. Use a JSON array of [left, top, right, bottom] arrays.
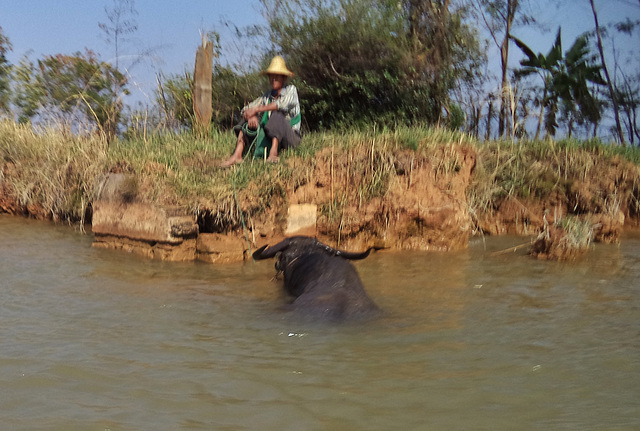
[[220, 131, 245, 167], [267, 137, 279, 163]]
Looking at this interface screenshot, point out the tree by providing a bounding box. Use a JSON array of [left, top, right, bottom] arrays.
[[616, 71, 639, 145], [37, 50, 128, 135], [513, 28, 605, 138], [99, 0, 138, 75], [0, 27, 12, 115], [260, 0, 483, 130], [98, 0, 139, 139], [589, 0, 625, 144], [470, 0, 531, 138], [404, 0, 458, 106], [11, 54, 44, 124]]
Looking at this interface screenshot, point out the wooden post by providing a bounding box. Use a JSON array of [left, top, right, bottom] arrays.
[[193, 35, 213, 136]]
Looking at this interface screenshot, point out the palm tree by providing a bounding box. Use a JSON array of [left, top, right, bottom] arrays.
[[512, 27, 605, 139]]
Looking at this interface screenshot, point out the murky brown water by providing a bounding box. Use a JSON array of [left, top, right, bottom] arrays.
[[1, 215, 639, 430]]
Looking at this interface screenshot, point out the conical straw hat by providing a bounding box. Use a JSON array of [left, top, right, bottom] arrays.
[[262, 55, 294, 77]]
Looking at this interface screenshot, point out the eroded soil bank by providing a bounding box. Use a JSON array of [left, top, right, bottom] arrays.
[[2, 138, 640, 262]]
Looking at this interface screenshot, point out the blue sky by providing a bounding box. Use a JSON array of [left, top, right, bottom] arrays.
[[1, 0, 638, 109], [479, 1, 639, 96], [1, 0, 264, 106]]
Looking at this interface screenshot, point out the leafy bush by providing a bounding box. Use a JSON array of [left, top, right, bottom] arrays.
[[263, 0, 483, 131]]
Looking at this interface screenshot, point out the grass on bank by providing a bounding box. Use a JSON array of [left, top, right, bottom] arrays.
[[105, 124, 471, 230], [0, 120, 109, 223], [530, 215, 595, 260], [2, 119, 640, 232], [468, 137, 640, 219]]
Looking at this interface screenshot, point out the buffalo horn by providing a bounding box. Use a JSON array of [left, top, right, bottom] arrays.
[[252, 239, 290, 260], [316, 241, 379, 260], [334, 247, 376, 260]]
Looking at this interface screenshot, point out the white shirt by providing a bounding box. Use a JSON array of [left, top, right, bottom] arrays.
[[242, 84, 301, 132]]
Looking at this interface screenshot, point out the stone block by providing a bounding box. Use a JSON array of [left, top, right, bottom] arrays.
[[196, 233, 247, 263], [92, 201, 197, 244], [285, 203, 317, 235], [91, 173, 198, 261]]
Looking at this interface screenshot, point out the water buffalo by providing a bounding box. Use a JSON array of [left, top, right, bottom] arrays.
[[252, 236, 381, 321]]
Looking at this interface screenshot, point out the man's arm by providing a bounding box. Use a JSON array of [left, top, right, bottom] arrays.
[[243, 102, 277, 121], [240, 93, 267, 117], [244, 102, 276, 129]]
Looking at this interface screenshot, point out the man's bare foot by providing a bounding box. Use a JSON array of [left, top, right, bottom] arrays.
[[266, 155, 279, 163], [220, 156, 242, 168]]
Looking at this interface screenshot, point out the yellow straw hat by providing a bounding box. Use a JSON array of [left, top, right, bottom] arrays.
[[262, 55, 294, 77]]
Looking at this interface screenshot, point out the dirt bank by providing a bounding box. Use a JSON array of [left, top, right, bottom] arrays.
[[242, 144, 478, 252], [2, 134, 640, 262], [473, 152, 640, 241]]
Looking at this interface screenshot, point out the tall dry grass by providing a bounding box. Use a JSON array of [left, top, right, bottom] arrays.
[[530, 214, 595, 260], [2, 118, 640, 235], [467, 137, 640, 218], [0, 120, 109, 223]]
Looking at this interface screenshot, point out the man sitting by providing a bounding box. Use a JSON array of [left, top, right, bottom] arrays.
[[221, 56, 301, 166]]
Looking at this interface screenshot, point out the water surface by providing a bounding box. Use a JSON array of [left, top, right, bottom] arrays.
[[1, 215, 639, 430]]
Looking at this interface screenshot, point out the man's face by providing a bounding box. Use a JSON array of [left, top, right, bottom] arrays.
[[269, 74, 286, 92]]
